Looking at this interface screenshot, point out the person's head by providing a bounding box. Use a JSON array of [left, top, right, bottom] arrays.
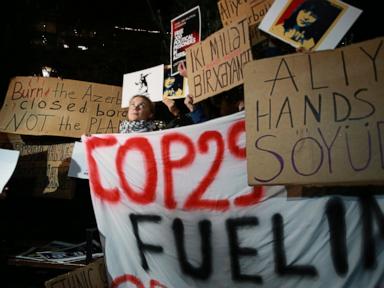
[[296, 9, 318, 28], [284, 0, 341, 41], [128, 95, 154, 121], [284, 0, 319, 30]]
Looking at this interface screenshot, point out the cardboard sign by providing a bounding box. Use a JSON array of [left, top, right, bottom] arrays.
[[186, 19, 252, 103], [217, 0, 274, 47], [0, 77, 124, 138], [45, 258, 107, 288], [170, 6, 201, 75], [259, 0, 362, 51], [244, 37, 384, 185], [83, 112, 384, 287]]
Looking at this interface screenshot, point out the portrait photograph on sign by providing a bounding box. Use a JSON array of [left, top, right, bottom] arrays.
[[259, 0, 362, 50]]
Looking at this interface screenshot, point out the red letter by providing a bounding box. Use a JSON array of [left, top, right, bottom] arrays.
[[161, 133, 195, 209], [234, 186, 264, 207], [111, 274, 144, 288], [228, 120, 246, 159], [85, 136, 120, 202], [228, 120, 265, 206], [150, 279, 168, 288], [116, 137, 157, 205], [184, 131, 229, 211]]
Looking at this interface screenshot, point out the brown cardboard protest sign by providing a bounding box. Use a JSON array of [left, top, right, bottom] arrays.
[[218, 0, 274, 27], [45, 258, 107, 288], [186, 18, 252, 103], [244, 37, 384, 185], [217, 0, 274, 46], [0, 77, 125, 138]]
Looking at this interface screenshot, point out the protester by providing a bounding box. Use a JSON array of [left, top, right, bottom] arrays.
[[119, 94, 166, 133], [162, 95, 207, 128], [161, 61, 208, 126]]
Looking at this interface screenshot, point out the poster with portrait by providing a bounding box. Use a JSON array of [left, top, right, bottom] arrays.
[[259, 0, 362, 51], [122, 64, 164, 107], [163, 65, 189, 100], [170, 6, 201, 76]]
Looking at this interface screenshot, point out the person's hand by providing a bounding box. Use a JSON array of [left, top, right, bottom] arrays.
[[238, 99, 244, 111], [163, 97, 180, 117], [184, 94, 195, 112], [295, 46, 312, 53], [178, 61, 188, 78]]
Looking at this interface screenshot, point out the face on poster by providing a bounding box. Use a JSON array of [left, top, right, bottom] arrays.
[[170, 6, 201, 76], [259, 0, 362, 51]]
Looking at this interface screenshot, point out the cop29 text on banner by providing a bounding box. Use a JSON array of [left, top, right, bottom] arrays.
[[244, 37, 384, 185], [83, 112, 384, 287], [0, 77, 124, 138]]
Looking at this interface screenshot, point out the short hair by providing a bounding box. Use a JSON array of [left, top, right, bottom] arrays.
[[283, 0, 341, 42], [129, 94, 155, 114]]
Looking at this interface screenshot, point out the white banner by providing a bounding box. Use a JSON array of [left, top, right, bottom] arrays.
[[68, 141, 88, 179], [0, 148, 19, 193], [83, 112, 384, 288]]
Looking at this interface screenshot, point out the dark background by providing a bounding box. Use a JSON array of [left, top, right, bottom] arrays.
[[0, 0, 221, 100], [0, 0, 377, 101]]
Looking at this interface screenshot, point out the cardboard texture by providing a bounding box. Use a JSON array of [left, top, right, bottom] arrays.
[[218, 0, 274, 27], [186, 18, 252, 103], [244, 37, 384, 185], [0, 77, 124, 138], [217, 0, 274, 46], [45, 258, 107, 288]]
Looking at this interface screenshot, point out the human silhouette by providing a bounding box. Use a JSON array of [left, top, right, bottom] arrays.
[[135, 73, 150, 93]]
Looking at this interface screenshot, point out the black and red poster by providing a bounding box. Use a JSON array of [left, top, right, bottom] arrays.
[[170, 6, 201, 75]]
